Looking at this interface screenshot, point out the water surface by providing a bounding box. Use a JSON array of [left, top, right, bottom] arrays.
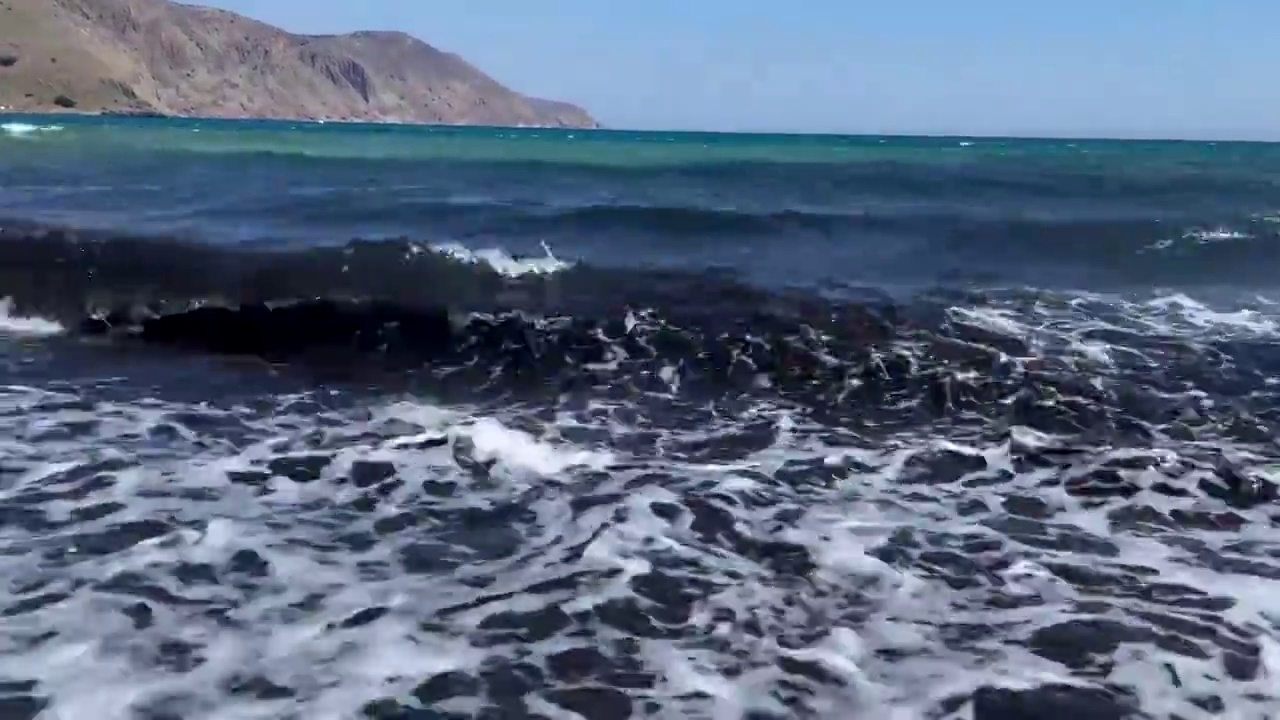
[[0, 115, 1278, 720]]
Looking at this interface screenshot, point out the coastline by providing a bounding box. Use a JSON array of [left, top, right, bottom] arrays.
[[0, 106, 605, 131]]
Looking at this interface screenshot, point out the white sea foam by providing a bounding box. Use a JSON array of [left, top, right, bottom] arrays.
[[0, 391, 620, 719], [1143, 293, 1279, 336], [1183, 227, 1251, 244], [0, 297, 64, 336], [1144, 226, 1253, 253], [0, 287, 1277, 718], [0, 122, 64, 137], [430, 240, 570, 276]]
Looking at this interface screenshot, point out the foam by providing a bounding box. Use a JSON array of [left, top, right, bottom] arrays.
[[0, 285, 1278, 718], [0, 122, 64, 137], [0, 297, 65, 336], [462, 416, 614, 477], [1143, 292, 1279, 336], [0, 394, 609, 718], [430, 240, 570, 276]]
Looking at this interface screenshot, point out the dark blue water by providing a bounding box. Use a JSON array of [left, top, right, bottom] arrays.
[[3, 115, 1280, 293], [0, 115, 1278, 720]]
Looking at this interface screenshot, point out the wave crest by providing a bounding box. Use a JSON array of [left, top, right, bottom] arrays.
[[0, 122, 65, 137], [2, 222, 1278, 422]]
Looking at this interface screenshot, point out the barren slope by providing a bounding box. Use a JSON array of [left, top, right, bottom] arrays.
[[0, 0, 598, 126]]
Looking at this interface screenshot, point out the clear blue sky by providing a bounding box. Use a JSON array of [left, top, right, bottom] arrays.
[[200, 1, 1278, 140]]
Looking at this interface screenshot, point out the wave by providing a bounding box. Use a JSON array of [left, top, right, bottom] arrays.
[[509, 202, 1273, 255], [0, 122, 65, 137], [4, 199, 1275, 293], [0, 222, 578, 318], [429, 240, 569, 276], [0, 222, 904, 407], [0, 219, 875, 332], [0, 297, 64, 336], [3, 221, 1278, 421]]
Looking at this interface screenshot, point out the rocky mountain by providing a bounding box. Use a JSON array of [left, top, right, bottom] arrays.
[[0, 0, 598, 127]]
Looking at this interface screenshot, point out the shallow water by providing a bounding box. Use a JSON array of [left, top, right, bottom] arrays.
[[0, 116, 1278, 719]]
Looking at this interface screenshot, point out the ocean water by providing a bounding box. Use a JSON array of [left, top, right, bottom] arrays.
[[1, 114, 1279, 720]]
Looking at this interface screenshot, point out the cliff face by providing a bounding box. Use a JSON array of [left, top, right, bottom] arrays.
[[0, 0, 599, 127]]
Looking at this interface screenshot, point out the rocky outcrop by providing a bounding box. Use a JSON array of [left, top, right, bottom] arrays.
[[0, 0, 598, 127]]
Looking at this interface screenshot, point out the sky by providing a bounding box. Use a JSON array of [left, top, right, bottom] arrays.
[[200, 1, 1279, 140]]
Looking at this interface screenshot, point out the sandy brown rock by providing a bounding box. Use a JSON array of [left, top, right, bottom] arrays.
[[0, 0, 598, 127]]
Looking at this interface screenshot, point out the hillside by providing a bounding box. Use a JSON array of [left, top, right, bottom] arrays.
[[0, 0, 599, 127]]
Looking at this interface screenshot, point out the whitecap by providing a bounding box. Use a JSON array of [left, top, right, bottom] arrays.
[[430, 239, 571, 276], [0, 297, 64, 336], [0, 122, 64, 137]]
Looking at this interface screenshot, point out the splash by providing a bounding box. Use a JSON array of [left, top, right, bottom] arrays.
[[429, 240, 570, 277], [0, 122, 64, 137], [0, 297, 64, 336]]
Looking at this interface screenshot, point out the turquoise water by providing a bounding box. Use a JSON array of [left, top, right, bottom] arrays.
[[3, 112, 1280, 293], [5, 113, 1280, 166]]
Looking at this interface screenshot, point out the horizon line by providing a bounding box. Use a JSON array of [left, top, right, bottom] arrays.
[[3, 109, 1277, 145]]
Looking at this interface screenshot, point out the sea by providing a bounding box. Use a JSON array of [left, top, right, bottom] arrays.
[[0, 114, 1278, 720]]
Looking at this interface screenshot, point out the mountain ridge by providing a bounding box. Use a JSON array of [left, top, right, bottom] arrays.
[[0, 0, 599, 127]]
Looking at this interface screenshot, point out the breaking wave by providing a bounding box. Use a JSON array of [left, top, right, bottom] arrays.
[[2, 218, 1280, 718], [0, 122, 65, 137]]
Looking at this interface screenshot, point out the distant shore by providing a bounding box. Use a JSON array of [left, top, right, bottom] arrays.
[[0, 106, 605, 131]]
